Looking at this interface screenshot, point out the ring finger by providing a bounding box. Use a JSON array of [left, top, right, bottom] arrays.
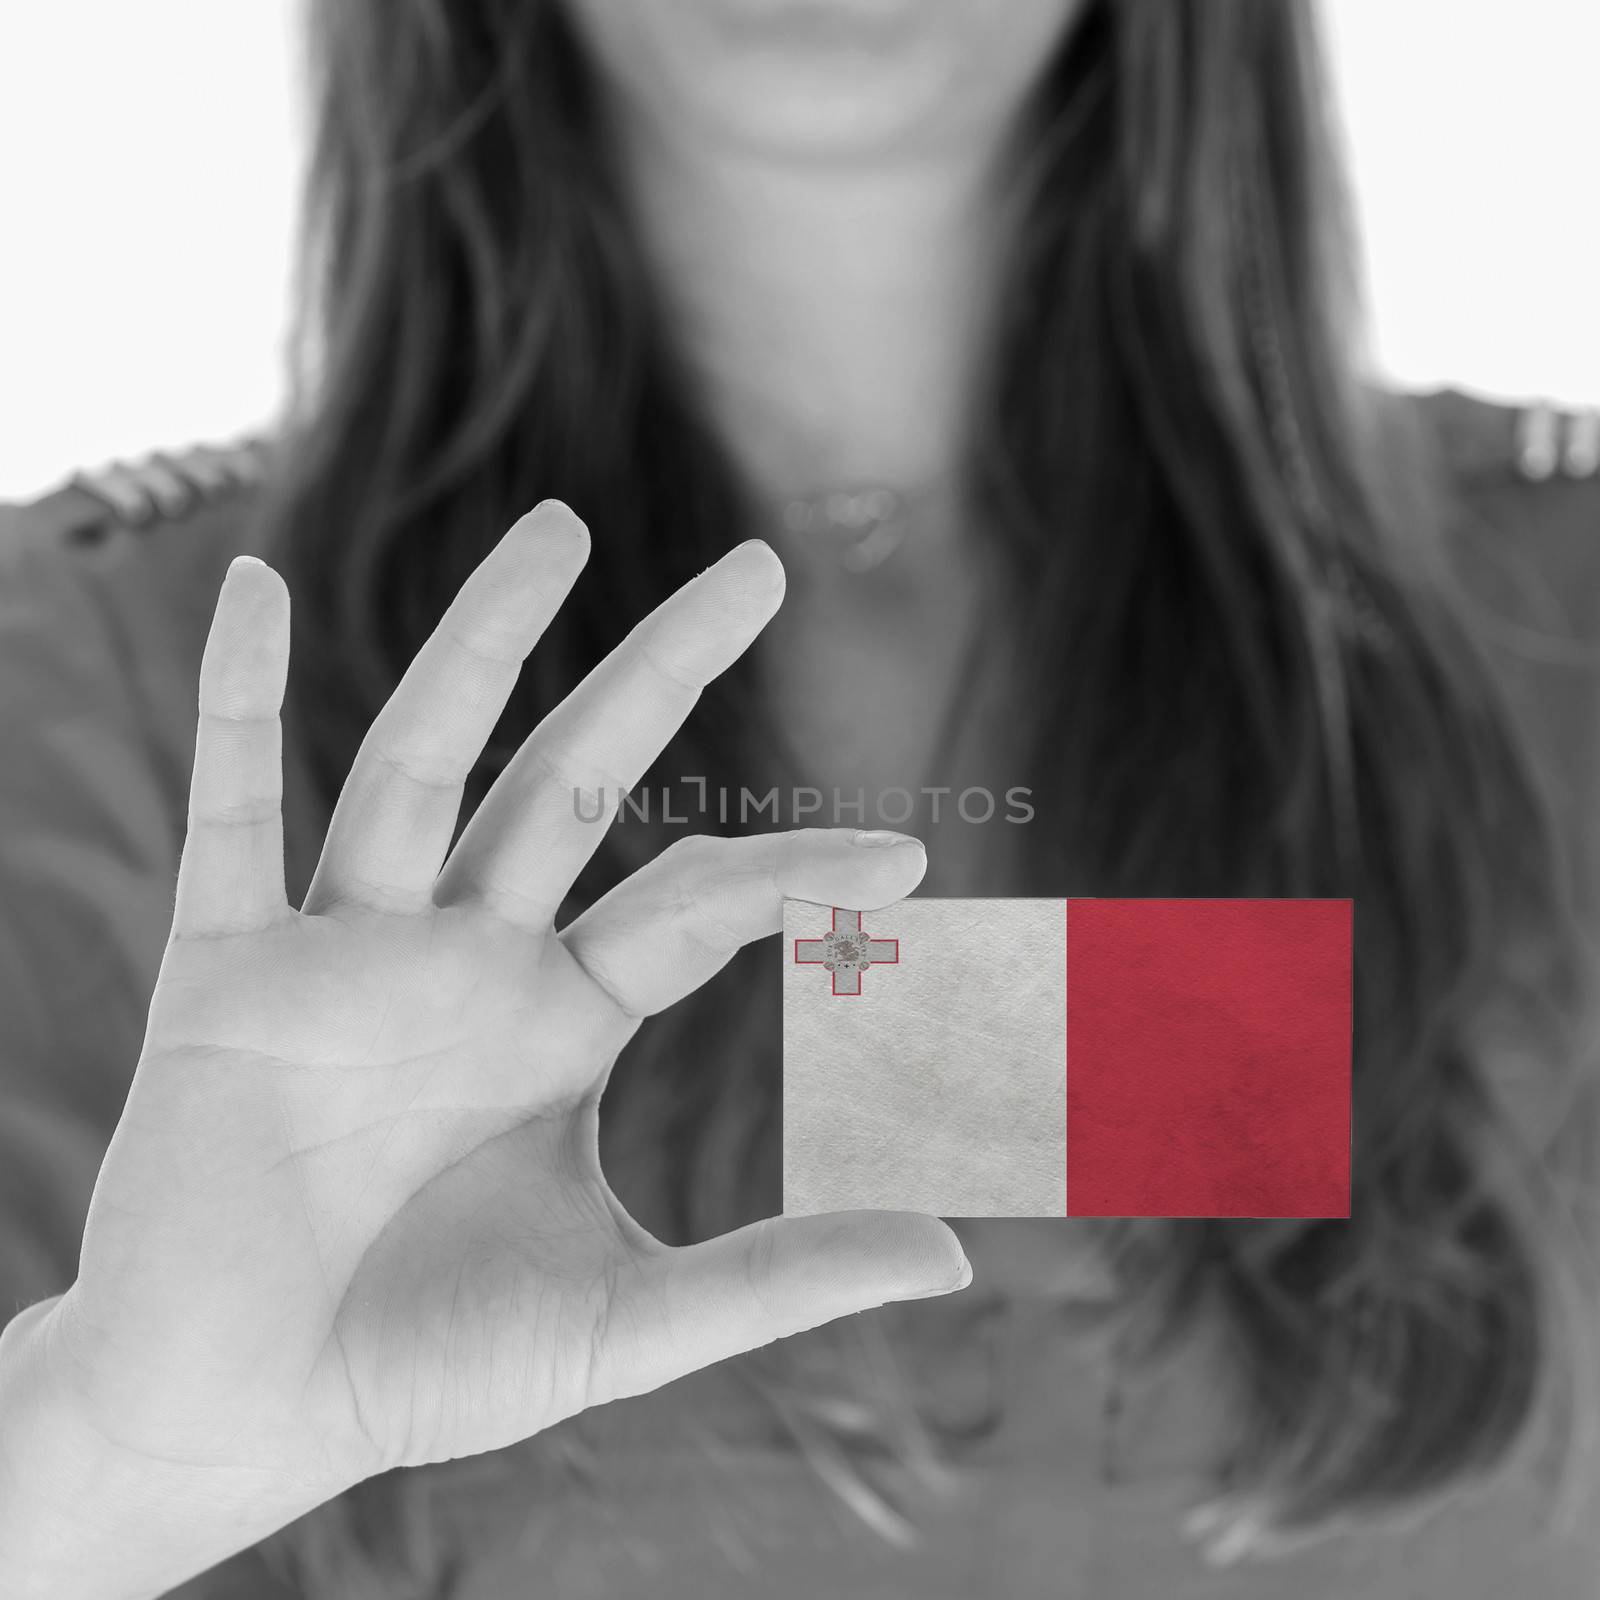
[[433, 539, 785, 927]]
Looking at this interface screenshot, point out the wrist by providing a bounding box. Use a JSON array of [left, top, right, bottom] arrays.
[[0, 1294, 322, 1600]]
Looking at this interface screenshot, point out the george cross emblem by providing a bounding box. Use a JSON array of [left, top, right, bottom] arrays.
[[794, 908, 900, 996]]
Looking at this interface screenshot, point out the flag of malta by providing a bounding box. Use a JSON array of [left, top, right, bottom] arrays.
[[782, 899, 1352, 1219]]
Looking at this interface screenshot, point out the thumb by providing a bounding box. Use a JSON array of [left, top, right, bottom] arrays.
[[591, 1211, 972, 1406]]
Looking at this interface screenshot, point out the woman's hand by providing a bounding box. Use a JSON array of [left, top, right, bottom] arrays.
[[0, 502, 965, 1598]]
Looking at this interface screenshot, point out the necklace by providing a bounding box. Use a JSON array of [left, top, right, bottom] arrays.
[[780, 484, 912, 573]]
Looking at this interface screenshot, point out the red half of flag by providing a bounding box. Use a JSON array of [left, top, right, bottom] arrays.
[[1064, 898, 1351, 1218]]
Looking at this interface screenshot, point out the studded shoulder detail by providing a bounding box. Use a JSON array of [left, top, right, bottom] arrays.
[[1508, 400, 1600, 482], [63, 436, 271, 531], [1411, 386, 1600, 490], [0, 435, 272, 554]]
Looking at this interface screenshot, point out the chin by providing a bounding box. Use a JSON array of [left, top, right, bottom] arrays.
[[686, 44, 960, 160], [562, 0, 1083, 162]]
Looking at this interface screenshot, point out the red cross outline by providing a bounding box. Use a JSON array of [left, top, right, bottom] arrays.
[[793, 907, 900, 997]]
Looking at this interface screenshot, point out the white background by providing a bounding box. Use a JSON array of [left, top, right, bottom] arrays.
[[1, 1, 1596, 500]]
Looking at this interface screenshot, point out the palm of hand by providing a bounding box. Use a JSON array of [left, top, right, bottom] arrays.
[[71, 905, 645, 1485]]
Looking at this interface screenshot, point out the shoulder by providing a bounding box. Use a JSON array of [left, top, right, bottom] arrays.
[[0, 437, 273, 650], [1401, 385, 1600, 627], [0, 437, 277, 858], [0, 435, 330, 913], [0, 436, 273, 702], [1407, 385, 1600, 493], [0, 435, 278, 955], [0, 436, 271, 568]]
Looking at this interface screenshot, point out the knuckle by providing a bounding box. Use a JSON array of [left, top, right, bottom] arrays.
[[567, 938, 644, 1023], [520, 740, 628, 810], [655, 832, 724, 873], [435, 614, 528, 671], [742, 1221, 785, 1314], [196, 798, 279, 829], [367, 740, 464, 794], [663, 861, 746, 955], [199, 706, 278, 732], [633, 627, 708, 693], [770, 828, 823, 887]]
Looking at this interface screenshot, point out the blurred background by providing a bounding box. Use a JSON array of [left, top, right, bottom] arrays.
[[0, 0, 1596, 501]]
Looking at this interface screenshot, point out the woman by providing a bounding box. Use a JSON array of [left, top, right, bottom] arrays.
[[0, 0, 1596, 1594]]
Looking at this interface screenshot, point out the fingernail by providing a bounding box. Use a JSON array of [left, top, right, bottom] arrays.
[[851, 830, 922, 850], [897, 1254, 972, 1300], [717, 538, 776, 566], [523, 501, 586, 539], [703, 540, 785, 599], [223, 554, 268, 594]]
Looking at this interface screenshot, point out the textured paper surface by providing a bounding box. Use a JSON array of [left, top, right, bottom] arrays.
[[782, 897, 1351, 1220], [783, 899, 1067, 1217], [1066, 898, 1352, 1217]]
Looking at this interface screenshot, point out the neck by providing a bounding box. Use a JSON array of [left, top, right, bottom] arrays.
[[609, 116, 1010, 510]]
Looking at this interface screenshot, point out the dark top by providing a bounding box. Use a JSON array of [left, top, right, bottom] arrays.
[[0, 391, 1596, 1597]]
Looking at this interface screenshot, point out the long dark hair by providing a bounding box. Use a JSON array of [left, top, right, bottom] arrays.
[[255, 0, 1595, 1585]]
